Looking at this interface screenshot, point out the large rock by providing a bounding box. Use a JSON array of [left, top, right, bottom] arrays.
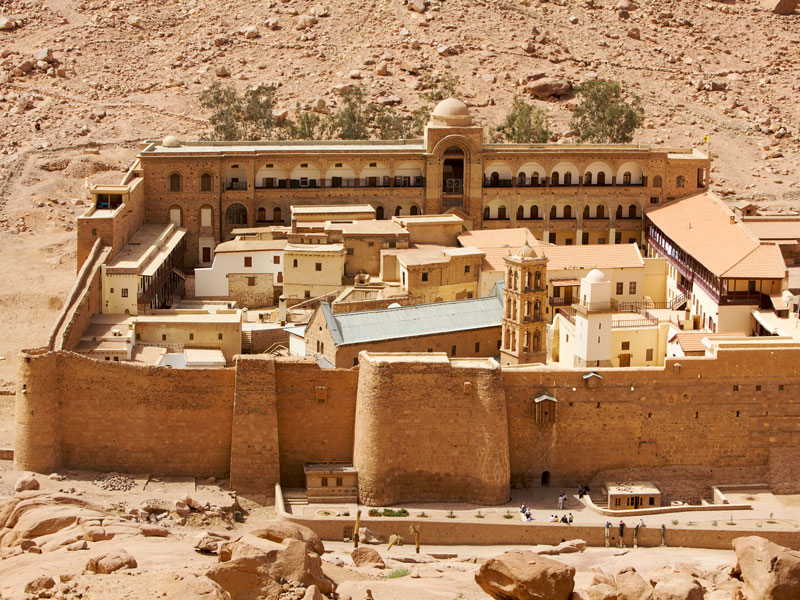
[[358, 527, 385, 545], [760, 0, 798, 14], [732, 536, 800, 600], [616, 566, 654, 600], [351, 547, 385, 569], [86, 549, 138, 574], [0, 495, 105, 549], [25, 575, 56, 593], [207, 534, 333, 598], [0, 497, 19, 527], [14, 475, 40, 492], [475, 551, 575, 600], [538, 540, 587, 555], [652, 575, 703, 600], [248, 521, 324, 556], [526, 78, 572, 99], [588, 583, 618, 600]]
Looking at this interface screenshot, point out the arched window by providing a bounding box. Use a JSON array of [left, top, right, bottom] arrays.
[[498, 205, 507, 220], [623, 171, 632, 185], [490, 172, 500, 187], [257, 207, 267, 222], [410, 205, 419, 215], [597, 205, 605, 219], [517, 206, 524, 220], [534, 301, 541, 320], [628, 204, 637, 218], [583, 205, 590, 219], [653, 175, 663, 188], [550, 205, 557, 219], [564, 172, 572, 186], [518, 173, 527, 186], [169, 173, 182, 192], [530, 205, 539, 220], [376, 206, 385, 220], [585, 172, 592, 185], [395, 206, 402, 217], [564, 205, 572, 219], [534, 271, 541, 289], [551, 172, 560, 186], [483, 206, 490, 220], [597, 172, 606, 185], [533, 330, 541, 352], [225, 203, 247, 225], [532, 174, 540, 186], [200, 173, 213, 192], [676, 175, 686, 188], [616, 205, 623, 219], [273, 207, 282, 223]]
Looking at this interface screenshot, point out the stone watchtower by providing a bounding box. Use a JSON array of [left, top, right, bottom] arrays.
[[500, 243, 548, 365]]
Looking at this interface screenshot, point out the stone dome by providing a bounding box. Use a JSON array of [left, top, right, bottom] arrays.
[[585, 268, 607, 283], [431, 98, 473, 126], [515, 242, 536, 259], [162, 135, 181, 148]]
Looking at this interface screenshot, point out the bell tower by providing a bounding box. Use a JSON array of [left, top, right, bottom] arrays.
[[500, 243, 548, 365]]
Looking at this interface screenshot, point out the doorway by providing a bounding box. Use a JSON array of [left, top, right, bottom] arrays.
[[442, 146, 464, 194], [619, 354, 631, 367], [202, 247, 211, 263], [541, 471, 550, 487]]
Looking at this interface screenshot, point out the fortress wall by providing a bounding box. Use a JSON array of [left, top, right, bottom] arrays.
[[274, 360, 359, 488], [503, 348, 800, 499], [15, 350, 62, 473], [54, 352, 235, 476], [354, 354, 510, 506], [230, 357, 281, 502]]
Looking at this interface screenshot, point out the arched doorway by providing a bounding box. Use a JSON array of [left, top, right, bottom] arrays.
[[541, 471, 551, 487], [273, 207, 282, 223], [442, 146, 464, 195], [375, 206, 385, 220]]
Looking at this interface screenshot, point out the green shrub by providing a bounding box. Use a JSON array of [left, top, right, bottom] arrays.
[[491, 96, 552, 143], [570, 79, 645, 143], [387, 568, 410, 579]]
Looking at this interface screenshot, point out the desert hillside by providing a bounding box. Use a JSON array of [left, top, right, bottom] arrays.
[[0, 0, 797, 389]]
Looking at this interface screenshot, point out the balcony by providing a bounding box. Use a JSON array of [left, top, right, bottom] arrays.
[[225, 181, 248, 191], [574, 299, 618, 314], [483, 179, 514, 188], [549, 297, 572, 307]]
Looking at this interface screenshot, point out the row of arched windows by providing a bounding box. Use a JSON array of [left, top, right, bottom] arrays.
[[169, 172, 213, 193], [484, 204, 640, 220]]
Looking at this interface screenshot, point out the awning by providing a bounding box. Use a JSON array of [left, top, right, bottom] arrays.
[[534, 394, 558, 403], [552, 279, 580, 287], [770, 293, 789, 311]]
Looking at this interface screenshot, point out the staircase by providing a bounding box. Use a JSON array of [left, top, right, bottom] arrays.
[[265, 342, 289, 356], [241, 329, 252, 353], [282, 488, 308, 507], [669, 293, 687, 310]]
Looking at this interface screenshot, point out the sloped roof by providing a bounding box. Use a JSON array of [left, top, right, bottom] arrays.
[[457, 228, 543, 249], [536, 243, 644, 271], [670, 331, 745, 353], [319, 286, 503, 346], [743, 219, 800, 242], [214, 239, 287, 253], [647, 192, 785, 278]]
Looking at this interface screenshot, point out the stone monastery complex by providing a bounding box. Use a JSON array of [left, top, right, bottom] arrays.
[[15, 99, 800, 507]]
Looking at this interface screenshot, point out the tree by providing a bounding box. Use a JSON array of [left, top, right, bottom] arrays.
[[492, 96, 552, 143], [285, 103, 325, 140], [370, 105, 430, 140], [325, 87, 370, 140], [570, 79, 645, 143], [199, 82, 279, 140], [419, 71, 460, 102]]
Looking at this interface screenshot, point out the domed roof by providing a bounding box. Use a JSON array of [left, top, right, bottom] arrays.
[[515, 242, 536, 259], [162, 135, 180, 148], [433, 98, 470, 117], [585, 269, 607, 283], [431, 98, 473, 126]]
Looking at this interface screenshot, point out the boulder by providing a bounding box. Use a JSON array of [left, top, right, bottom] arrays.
[[475, 551, 575, 600], [358, 527, 386, 545], [248, 521, 325, 556], [408, 0, 428, 13], [86, 549, 138, 574], [33, 48, 53, 63], [14, 475, 40, 492], [174, 500, 191, 517], [242, 25, 259, 39], [0, 497, 19, 527], [760, 0, 798, 14], [376, 62, 389, 76], [296, 15, 317, 30], [732, 536, 800, 600], [0, 16, 17, 30], [304, 585, 324, 600], [215, 65, 230, 78], [25, 575, 56, 593], [526, 78, 571, 99], [67, 540, 88, 551], [194, 531, 227, 554], [587, 583, 618, 600], [538, 540, 587, 555], [208, 534, 333, 597], [140, 524, 169, 537], [652, 575, 703, 600], [616, 566, 653, 600], [351, 547, 385, 568]]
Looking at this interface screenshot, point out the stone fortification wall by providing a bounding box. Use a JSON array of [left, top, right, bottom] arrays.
[[16, 350, 235, 478], [503, 347, 800, 499], [274, 361, 359, 488], [353, 353, 510, 506]]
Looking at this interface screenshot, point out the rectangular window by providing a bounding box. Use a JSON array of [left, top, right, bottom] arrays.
[[629, 281, 637, 295], [218, 333, 223, 340], [273, 256, 280, 264], [464, 265, 471, 273], [421, 272, 428, 282], [347, 247, 354, 255], [201, 207, 212, 227], [121, 288, 128, 298], [315, 263, 322, 271], [321, 477, 328, 487], [277, 272, 283, 283], [646, 348, 653, 361], [293, 259, 298, 268], [616, 282, 624, 295], [353, 357, 358, 366], [305, 290, 311, 298], [244, 256, 252, 268], [582, 232, 589, 245], [248, 277, 256, 287], [110, 288, 115, 294], [388, 241, 396, 248], [336, 477, 343, 487], [189, 333, 194, 341], [649, 497, 655, 506], [650, 197, 659, 204], [162, 334, 167, 341], [451, 345, 456, 355], [621, 341, 630, 350], [475, 342, 480, 353]]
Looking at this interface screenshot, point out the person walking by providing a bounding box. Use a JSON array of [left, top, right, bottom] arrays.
[[604, 521, 611, 547], [619, 520, 626, 547], [558, 494, 564, 510]]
